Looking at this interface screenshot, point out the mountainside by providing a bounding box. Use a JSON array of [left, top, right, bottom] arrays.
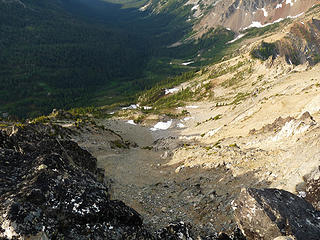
[[42, 4, 320, 239], [141, 0, 319, 34], [251, 17, 320, 65], [0, 0, 199, 118], [1, 0, 240, 119], [3, 2, 320, 240], [0, 0, 149, 117]]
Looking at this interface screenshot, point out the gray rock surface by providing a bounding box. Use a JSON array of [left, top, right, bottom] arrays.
[[0, 124, 152, 239], [233, 188, 320, 240]]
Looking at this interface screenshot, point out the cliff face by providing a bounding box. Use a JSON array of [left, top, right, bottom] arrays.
[[198, 0, 318, 32], [251, 18, 320, 65]]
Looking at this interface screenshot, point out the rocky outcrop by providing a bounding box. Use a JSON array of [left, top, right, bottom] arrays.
[[0, 124, 152, 239], [250, 18, 320, 65], [233, 188, 320, 240]]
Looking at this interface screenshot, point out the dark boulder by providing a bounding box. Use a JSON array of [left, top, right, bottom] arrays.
[[0, 124, 152, 239], [233, 188, 320, 240]]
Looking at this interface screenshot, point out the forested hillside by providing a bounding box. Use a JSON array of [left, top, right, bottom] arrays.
[[0, 0, 144, 117], [0, 0, 233, 118]]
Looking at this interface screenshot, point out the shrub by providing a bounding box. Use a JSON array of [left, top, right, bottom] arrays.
[[250, 41, 278, 61]]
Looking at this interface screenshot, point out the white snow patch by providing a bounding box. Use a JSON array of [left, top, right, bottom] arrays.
[[286, 0, 294, 7], [186, 105, 199, 109], [127, 120, 136, 125], [177, 123, 185, 128], [244, 12, 304, 30], [150, 120, 172, 131], [183, 117, 194, 121], [181, 61, 194, 66], [245, 21, 264, 29], [139, 2, 151, 11], [227, 33, 246, 44], [191, 4, 199, 11], [276, 3, 282, 9], [122, 104, 139, 110], [261, 8, 268, 17], [288, 12, 305, 19], [165, 88, 179, 95], [206, 126, 222, 137], [143, 106, 153, 110]]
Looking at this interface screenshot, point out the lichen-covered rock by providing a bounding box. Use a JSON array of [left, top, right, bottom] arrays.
[[0, 124, 153, 239], [233, 188, 320, 240]]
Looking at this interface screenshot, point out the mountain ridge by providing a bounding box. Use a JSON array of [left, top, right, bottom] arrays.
[[141, 0, 319, 35]]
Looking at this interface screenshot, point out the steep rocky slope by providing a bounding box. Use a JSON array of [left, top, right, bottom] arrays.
[[2, 3, 320, 240], [0, 122, 249, 239], [87, 6, 320, 239], [250, 17, 320, 65]]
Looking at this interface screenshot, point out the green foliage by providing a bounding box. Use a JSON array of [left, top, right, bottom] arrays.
[[307, 4, 320, 13], [212, 114, 222, 120], [139, 71, 197, 106], [231, 92, 250, 105], [243, 22, 283, 39], [104, 0, 148, 8], [152, 87, 195, 109], [0, 0, 277, 119], [228, 143, 239, 148], [74, 118, 84, 128], [197, 114, 222, 126], [111, 140, 128, 149], [250, 41, 278, 61], [141, 146, 153, 150], [134, 115, 144, 124], [257, 75, 264, 81], [30, 115, 50, 124], [213, 140, 221, 148], [313, 54, 320, 64], [0, 0, 194, 118], [209, 61, 245, 79], [221, 67, 252, 88], [162, 27, 235, 65], [165, 109, 189, 119]]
